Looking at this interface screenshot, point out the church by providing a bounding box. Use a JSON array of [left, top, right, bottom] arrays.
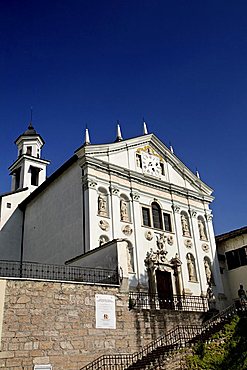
[[0, 120, 225, 309]]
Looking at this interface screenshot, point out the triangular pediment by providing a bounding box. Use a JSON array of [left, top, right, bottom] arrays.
[[75, 133, 213, 197]]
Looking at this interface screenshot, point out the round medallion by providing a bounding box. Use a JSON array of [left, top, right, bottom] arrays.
[[145, 230, 153, 241], [99, 219, 109, 231], [122, 225, 133, 236]]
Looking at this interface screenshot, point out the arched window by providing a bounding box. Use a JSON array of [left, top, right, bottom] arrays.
[[120, 194, 131, 222], [97, 187, 108, 217], [180, 211, 191, 237], [186, 253, 197, 282], [198, 216, 208, 241], [152, 202, 162, 229]]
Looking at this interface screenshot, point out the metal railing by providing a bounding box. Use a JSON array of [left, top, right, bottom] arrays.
[[0, 260, 119, 285], [80, 300, 245, 370], [129, 291, 209, 312]]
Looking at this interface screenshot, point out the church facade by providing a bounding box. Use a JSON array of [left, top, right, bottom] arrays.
[[0, 122, 225, 307]]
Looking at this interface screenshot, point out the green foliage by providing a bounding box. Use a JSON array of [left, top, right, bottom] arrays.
[[186, 316, 247, 370]]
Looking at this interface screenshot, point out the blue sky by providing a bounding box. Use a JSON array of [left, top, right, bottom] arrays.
[[0, 0, 247, 234]]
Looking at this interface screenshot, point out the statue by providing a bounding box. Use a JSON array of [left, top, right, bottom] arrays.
[[187, 254, 196, 282], [181, 214, 190, 237], [120, 199, 129, 221], [98, 194, 107, 216], [204, 259, 212, 284], [157, 233, 166, 250], [198, 219, 207, 240]]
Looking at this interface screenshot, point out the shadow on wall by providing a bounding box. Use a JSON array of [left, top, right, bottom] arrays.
[[0, 207, 23, 261]]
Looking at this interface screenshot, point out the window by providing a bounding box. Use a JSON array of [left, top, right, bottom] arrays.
[[160, 162, 165, 175], [142, 207, 151, 227], [26, 146, 32, 155], [226, 246, 247, 270], [14, 167, 21, 190], [151, 202, 162, 229], [19, 149, 22, 157], [6, 203, 11, 209], [30, 167, 40, 186], [163, 213, 172, 232]]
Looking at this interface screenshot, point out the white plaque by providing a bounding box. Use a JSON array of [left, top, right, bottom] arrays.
[[95, 294, 116, 329]]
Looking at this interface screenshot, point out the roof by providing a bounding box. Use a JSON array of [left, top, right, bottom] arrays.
[[15, 122, 45, 144], [0, 187, 28, 199], [216, 225, 247, 242]]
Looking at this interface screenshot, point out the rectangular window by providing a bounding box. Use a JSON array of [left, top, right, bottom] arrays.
[[163, 213, 172, 232], [27, 146, 32, 155], [6, 203, 11, 209], [142, 207, 151, 227], [30, 167, 40, 186], [226, 246, 247, 270], [226, 250, 241, 270], [239, 246, 247, 267]]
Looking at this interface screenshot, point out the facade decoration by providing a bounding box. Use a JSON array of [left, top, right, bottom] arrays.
[[99, 219, 109, 231], [120, 198, 129, 222], [202, 243, 209, 252], [186, 253, 197, 282], [99, 235, 109, 246], [98, 194, 108, 217], [127, 245, 135, 273], [184, 239, 193, 248], [198, 216, 208, 240], [167, 235, 174, 246], [122, 225, 133, 236], [204, 258, 213, 284], [181, 212, 191, 237], [145, 230, 153, 241], [110, 186, 120, 195], [172, 204, 180, 213], [189, 209, 197, 218]]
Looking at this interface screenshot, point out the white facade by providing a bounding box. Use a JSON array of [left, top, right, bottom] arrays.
[[0, 126, 225, 308]]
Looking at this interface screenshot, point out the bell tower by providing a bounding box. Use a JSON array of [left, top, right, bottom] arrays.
[[9, 121, 50, 192]]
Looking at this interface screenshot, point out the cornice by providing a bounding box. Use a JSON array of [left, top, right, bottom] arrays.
[[9, 155, 51, 172], [82, 156, 214, 203]]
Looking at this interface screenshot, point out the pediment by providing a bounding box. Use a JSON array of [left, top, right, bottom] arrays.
[[76, 133, 213, 197]]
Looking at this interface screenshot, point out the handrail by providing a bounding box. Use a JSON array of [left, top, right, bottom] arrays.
[[0, 260, 119, 285], [80, 300, 246, 370]]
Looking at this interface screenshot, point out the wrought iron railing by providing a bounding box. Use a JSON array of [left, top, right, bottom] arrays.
[[0, 260, 119, 285], [80, 301, 246, 370], [129, 291, 209, 312]]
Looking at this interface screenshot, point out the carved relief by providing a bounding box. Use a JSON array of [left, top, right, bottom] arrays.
[[99, 219, 109, 231], [167, 235, 174, 246], [202, 243, 209, 252], [120, 199, 129, 222], [181, 213, 191, 237], [98, 194, 108, 217], [127, 245, 134, 273], [131, 192, 140, 201], [172, 204, 180, 213], [189, 209, 197, 218], [186, 253, 197, 282], [87, 179, 97, 189], [122, 225, 133, 236], [99, 235, 109, 246], [198, 218, 207, 240], [184, 239, 193, 248], [205, 213, 213, 222], [204, 258, 213, 284], [145, 230, 153, 241], [110, 186, 120, 196]]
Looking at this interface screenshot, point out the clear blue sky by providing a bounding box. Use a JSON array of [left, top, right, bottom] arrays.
[[0, 0, 247, 235]]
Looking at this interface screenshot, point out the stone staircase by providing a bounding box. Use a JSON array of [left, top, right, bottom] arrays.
[[80, 302, 247, 370]]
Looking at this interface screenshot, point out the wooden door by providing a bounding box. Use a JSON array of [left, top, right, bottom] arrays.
[[156, 270, 173, 309]]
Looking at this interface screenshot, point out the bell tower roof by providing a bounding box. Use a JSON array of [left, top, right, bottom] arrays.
[[15, 121, 45, 145]]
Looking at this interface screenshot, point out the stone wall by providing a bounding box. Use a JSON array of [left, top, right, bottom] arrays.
[[0, 279, 204, 370]]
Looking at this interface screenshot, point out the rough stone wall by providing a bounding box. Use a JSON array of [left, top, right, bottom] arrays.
[[0, 279, 204, 370]]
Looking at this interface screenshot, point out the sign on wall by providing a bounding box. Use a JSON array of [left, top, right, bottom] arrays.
[[95, 294, 116, 329]]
